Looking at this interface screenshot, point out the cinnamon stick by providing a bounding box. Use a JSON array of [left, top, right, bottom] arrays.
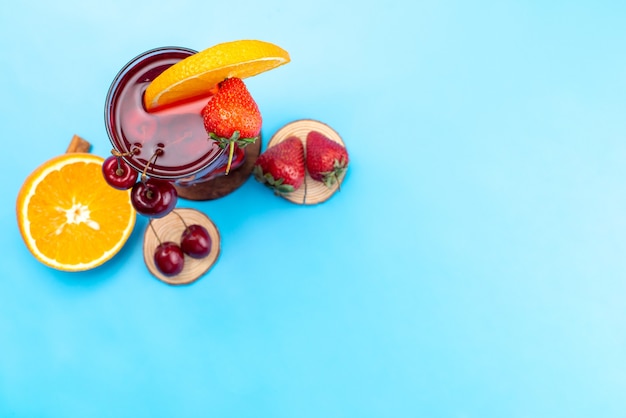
[[66, 134, 92, 153]]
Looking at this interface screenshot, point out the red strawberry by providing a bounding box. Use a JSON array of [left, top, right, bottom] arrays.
[[202, 77, 262, 174], [305, 130, 349, 188], [253, 136, 305, 195]]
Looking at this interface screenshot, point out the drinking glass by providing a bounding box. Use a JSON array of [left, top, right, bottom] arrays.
[[104, 47, 245, 189]]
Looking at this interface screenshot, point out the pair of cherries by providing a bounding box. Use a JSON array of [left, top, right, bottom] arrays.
[[103, 153, 211, 277], [102, 154, 178, 218], [151, 213, 212, 276]]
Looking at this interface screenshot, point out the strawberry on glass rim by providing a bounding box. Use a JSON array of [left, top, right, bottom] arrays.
[[202, 77, 262, 174]]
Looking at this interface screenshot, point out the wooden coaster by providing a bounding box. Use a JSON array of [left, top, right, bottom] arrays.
[[174, 135, 262, 201], [267, 119, 347, 205], [143, 208, 221, 285]]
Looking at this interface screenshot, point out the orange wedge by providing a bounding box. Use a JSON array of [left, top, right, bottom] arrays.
[[16, 153, 136, 271], [143, 39, 290, 110]]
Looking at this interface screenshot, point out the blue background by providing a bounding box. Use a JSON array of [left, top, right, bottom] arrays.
[[2, 0, 626, 416]]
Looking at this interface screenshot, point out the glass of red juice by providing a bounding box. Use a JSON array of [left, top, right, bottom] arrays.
[[104, 47, 245, 188]]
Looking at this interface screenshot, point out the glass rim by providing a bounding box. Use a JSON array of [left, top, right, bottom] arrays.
[[102, 46, 231, 181]]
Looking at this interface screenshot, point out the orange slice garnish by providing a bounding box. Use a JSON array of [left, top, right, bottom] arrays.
[[16, 153, 136, 271], [143, 39, 290, 110]]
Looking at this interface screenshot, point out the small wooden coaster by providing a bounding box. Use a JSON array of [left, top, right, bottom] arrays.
[[267, 119, 347, 205], [174, 135, 262, 201], [143, 208, 221, 285]]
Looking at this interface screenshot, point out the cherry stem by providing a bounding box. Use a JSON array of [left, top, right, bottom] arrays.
[[148, 219, 162, 245], [141, 149, 162, 182], [111, 148, 138, 157], [111, 148, 140, 176], [172, 210, 189, 229]]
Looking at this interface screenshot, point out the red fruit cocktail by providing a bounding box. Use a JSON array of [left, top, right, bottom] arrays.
[[104, 47, 245, 188]]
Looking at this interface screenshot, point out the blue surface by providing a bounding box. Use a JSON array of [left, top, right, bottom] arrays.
[[2, 1, 626, 416]]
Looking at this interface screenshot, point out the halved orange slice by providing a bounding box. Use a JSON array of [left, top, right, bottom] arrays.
[[16, 153, 136, 271], [143, 39, 290, 110]]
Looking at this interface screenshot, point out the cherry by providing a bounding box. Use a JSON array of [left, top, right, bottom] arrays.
[[181, 224, 211, 258], [102, 155, 138, 190], [154, 241, 184, 276], [130, 178, 178, 218]]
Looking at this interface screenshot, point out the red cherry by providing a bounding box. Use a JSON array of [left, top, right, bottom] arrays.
[[154, 242, 184, 276], [130, 178, 177, 218], [181, 224, 211, 258], [102, 156, 138, 190]]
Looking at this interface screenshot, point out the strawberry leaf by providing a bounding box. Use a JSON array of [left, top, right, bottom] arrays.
[[253, 165, 295, 195]]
